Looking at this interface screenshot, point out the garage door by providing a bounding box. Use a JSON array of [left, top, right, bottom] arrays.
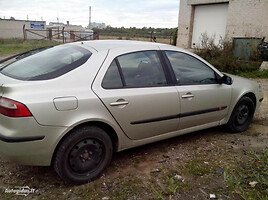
[[192, 3, 229, 48]]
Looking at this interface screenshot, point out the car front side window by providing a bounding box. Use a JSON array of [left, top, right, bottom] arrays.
[[165, 51, 217, 85]]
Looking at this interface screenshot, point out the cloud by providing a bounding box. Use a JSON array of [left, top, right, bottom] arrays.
[[0, 0, 179, 28]]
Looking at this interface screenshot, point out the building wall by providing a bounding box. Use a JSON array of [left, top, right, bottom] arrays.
[[177, 0, 268, 48], [0, 19, 46, 39], [177, 0, 194, 48], [226, 0, 268, 39]]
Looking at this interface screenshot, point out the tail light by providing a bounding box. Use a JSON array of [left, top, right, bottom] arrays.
[[0, 97, 32, 117]]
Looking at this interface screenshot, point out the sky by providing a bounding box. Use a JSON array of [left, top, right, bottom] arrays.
[[0, 0, 179, 28]]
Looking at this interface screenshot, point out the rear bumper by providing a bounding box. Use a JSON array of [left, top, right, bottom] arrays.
[[0, 115, 67, 166]]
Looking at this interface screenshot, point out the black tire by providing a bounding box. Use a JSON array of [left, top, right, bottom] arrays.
[[53, 125, 113, 184], [227, 96, 255, 132]]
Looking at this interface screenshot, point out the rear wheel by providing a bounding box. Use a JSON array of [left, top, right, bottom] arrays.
[[53, 126, 113, 184], [227, 97, 255, 132]]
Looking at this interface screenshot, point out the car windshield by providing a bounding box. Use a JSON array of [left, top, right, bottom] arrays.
[[0, 45, 92, 80]]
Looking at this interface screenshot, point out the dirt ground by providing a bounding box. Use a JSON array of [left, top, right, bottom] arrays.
[[0, 79, 267, 200]]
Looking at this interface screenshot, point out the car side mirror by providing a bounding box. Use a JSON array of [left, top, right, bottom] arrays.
[[218, 75, 232, 85]]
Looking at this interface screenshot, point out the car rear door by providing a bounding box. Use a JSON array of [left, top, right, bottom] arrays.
[[92, 48, 180, 140], [163, 50, 232, 130]]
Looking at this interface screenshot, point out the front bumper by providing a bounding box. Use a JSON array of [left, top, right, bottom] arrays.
[[0, 115, 67, 166]]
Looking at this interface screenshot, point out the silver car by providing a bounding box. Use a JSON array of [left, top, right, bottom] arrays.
[[0, 40, 263, 184]]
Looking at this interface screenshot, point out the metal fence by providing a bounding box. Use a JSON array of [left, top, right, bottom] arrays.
[[23, 25, 99, 43]]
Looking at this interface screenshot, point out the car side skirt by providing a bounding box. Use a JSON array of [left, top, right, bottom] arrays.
[[118, 121, 220, 151]]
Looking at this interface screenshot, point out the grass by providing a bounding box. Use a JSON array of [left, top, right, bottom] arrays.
[[223, 149, 268, 200], [236, 70, 268, 78], [149, 169, 189, 199], [183, 159, 213, 176], [0, 38, 59, 55]]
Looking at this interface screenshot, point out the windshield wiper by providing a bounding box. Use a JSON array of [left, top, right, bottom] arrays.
[[0, 46, 53, 64]]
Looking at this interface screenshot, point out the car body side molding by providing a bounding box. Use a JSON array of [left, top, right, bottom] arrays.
[[0, 135, 45, 143], [131, 106, 227, 125]]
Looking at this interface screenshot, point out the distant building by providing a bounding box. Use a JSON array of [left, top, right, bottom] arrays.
[[0, 19, 46, 39], [47, 21, 94, 40], [48, 21, 83, 31], [177, 0, 268, 49], [90, 22, 106, 29], [0, 19, 94, 41]]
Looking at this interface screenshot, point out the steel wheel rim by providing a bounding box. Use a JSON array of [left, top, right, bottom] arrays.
[[68, 139, 104, 174], [235, 104, 250, 125]]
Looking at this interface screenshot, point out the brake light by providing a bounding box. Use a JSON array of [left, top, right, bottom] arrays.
[[0, 97, 32, 117]]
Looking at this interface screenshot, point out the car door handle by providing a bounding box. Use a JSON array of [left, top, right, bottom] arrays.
[[181, 93, 194, 99], [110, 101, 129, 106]]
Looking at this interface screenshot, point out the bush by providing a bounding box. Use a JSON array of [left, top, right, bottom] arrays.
[[194, 33, 262, 74]]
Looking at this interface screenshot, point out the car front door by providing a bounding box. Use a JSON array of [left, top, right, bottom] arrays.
[[164, 50, 232, 130], [92, 49, 180, 140]]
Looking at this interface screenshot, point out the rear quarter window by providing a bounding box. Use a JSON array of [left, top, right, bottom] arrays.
[[0, 45, 91, 80]]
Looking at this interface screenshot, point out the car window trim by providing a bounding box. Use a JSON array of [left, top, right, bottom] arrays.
[[162, 50, 220, 86], [159, 50, 177, 85], [114, 58, 126, 87], [157, 51, 175, 86]]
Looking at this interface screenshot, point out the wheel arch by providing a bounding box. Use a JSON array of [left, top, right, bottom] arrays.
[[227, 92, 256, 132], [243, 92, 257, 109], [51, 121, 119, 165], [221, 91, 257, 125]]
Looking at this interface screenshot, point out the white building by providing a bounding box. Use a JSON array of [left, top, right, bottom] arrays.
[[47, 21, 94, 41], [0, 19, 46, 39], [177, 0, 268, 49], [0, 19, 94, 41]]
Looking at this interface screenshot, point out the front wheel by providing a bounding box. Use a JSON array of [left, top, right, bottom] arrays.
[[227, 96, 255, 132], [53, 126, 113, 184]]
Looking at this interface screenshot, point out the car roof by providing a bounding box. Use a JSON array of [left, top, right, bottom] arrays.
[[73, 40, 169, 52]]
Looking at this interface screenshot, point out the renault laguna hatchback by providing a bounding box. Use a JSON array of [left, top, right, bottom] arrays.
[[0, 40, 263, 184]]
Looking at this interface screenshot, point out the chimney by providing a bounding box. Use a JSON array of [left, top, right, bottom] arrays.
[[89, 6, 91, 28], [67, 21, 69, 26]]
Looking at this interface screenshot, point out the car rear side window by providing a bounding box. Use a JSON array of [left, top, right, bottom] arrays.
[[165, 51, 217, 85], [102, 60, 123, 89], [0, 45, 91, 80]]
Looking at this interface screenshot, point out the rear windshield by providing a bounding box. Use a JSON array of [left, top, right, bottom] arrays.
[[0, 45, 92, 80]]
